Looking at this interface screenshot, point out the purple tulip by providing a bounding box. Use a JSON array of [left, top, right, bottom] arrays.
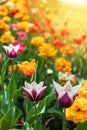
[[3, 44, 20, 59], [23, 81, 47, 102], [53, 80, 82, 108]]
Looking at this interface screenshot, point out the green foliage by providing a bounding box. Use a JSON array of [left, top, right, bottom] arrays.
[[75, 121, 87, 130], [0, 107, 22, 130]]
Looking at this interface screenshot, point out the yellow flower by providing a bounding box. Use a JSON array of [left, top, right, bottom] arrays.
[[0, 5, 8, 16], [0, 20, 9, 32], [0, 33, 15, 44], [31, 36, 45, 47], [2, 16, 11, 22], [17, 21, 29, 30], [55, 57, 72, 74], [8, 64, 17, 75], [66, 96, 87, 123], [38, 43, 57, 58], [18, 59, 36, 76], [21, 14, 30, 21], [66, 80, 87, 123], [79, 80, 87, 97]]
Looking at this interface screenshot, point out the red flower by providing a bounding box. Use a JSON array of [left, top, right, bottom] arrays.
[[9, 9, 20, 15], [81, 34, 86, 40], [28, 24, 39, 33], [50, 27, 55, 34], [53, 40, 65, 47], [40, 28, 46, 34], [60, 29, 70, 37], [73, 38, 83, 45]]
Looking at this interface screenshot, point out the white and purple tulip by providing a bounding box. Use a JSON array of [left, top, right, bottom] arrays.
[[53, 80, 82, 108], [3, 44, 20, 59], [23, 81, 47, 102]]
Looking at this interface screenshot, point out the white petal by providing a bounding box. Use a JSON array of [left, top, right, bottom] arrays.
[[58, 91, 65, 99], [14, 45, 20, 52], [37, 81, 44, 89], [31, 81, 37, 88], [72, 84, 82, 95], [53, 80, 62, 93], [37, 86, 47, 95], [24, 81, 32, 89], [63, 80, 72, 92], [3, 45, 8, 52]]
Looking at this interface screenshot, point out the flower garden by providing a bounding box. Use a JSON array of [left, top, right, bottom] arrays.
[[0, 0, 87, 130]]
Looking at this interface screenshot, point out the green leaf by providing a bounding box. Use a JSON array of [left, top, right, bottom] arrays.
[[47, 103, 62, 118], [1, 58, 9, 84], [27, 92, 55, 123], [0, 107, 22, 130], [75, 121, 87, 130], [22, 122, 34, 130], [27, 98, 46, 123], [7, 73, 17, 100]]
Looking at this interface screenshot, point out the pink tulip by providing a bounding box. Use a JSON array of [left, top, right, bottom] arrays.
[[16, 31, 27, 39], [14, 41, 26, 52], [10, 24, 20, 31]]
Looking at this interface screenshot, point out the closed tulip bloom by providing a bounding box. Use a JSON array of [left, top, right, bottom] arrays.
[[3, 44, 20, 59], [23, 81, 47, 102], [53, 80, 82, 108]]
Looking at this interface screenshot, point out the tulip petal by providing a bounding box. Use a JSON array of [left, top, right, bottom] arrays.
[[32, 89, 37, 100], [53, 80, 62, 94], [63, 80, 72, 91], [14, 44, 20, 52], [25, 81, 32, 89], [10, 49, 17, 58], [36, 86, 47, 101], [23, 87, 34, 101], [37, 81, 44, 89], [72, 84, 82, 96], [31, 81, 37, 87], [59, 92, 72, 108]]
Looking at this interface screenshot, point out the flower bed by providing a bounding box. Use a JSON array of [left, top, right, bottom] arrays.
[[0, 0, 87, 130]]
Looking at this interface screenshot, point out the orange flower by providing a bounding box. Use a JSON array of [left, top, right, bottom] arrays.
[[0, 20, 9, 32], [55, 57, 72, 74], [60, 45, 74, 55], [18, 59, 36, 76]]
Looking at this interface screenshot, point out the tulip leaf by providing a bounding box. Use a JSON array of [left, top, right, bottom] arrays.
[[27, 98, 46, 123], [0, 107, 22, 130], [47, 103, 62, 118], [7, 73, 17, 100], [22, 122, 34, 130], [1, 58, 9, 84], [74, 121, 87, 130], [27, 92, 55, 123]]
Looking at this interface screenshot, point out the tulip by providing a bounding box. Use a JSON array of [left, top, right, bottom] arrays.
[[14, 41, 26, 53], [53, 80, 82, 108], [3, 44, 20, 59], [23, 81, 47, 102]]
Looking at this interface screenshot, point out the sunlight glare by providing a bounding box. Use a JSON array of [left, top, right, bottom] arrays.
[[59, 0, 86, 5]]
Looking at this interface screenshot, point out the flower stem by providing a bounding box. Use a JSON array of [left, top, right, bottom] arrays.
[[34, 102, 38, 130], [62, 108, 67, 130]]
